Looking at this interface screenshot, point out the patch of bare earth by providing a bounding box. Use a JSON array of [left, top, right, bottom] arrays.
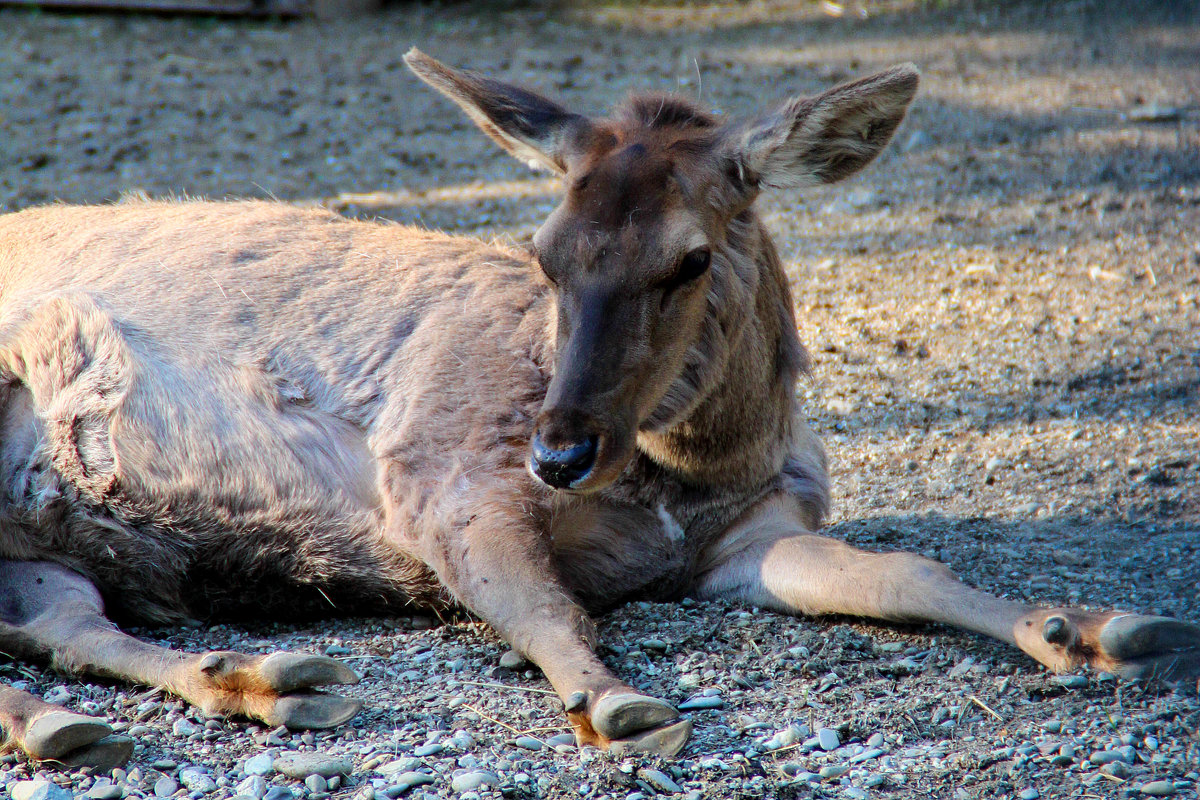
[[0, 1, 1197, 798]]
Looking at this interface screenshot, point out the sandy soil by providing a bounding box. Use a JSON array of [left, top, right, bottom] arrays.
[[0, 1, 1198, 798]]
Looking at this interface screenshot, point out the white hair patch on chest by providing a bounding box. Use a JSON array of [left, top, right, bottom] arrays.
[[656, 503, 686, 542]]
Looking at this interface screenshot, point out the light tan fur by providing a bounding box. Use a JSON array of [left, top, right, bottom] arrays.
[[0, 53, 1196, 767]]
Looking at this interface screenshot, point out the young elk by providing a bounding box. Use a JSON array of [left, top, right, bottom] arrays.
[[0, 51, 1197, 770]]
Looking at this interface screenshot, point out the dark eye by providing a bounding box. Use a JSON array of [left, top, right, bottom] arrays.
[[675, 248, 711, 285]]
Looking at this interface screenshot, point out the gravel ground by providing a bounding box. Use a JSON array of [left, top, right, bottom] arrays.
[[1, 1, 1199, 798]]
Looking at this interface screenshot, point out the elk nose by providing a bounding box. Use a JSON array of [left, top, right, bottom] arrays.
[[529, 434, 598, 489]]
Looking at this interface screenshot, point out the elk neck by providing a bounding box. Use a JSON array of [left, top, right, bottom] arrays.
[[637, 217, 805, 489]]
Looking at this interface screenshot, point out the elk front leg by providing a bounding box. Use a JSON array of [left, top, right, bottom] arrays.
[[420, 498, 691, 756], [695, 496, 1200, 680], [0, 561, 360, 768]]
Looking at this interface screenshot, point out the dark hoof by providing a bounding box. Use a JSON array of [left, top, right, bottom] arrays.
[[258, 652, 361, 691], [268, 692, 362, 729], [608, 718, 693, 757], [23, 711, 113, 760], [1099, 615, 1200, 681], [1043, 615, 1075, 647], [56, 734, 135, 771], [590, 693, 680, 741]]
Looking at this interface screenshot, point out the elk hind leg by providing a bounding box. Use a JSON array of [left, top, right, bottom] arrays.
[[0, 560, 361, 764]]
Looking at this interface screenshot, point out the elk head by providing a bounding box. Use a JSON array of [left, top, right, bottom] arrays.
[[406, 49, 918, 492]]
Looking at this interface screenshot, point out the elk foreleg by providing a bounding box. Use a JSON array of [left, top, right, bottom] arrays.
[[0, 560, 361, 768], [695, 496, 1200, 681], [420, 496, 691, 756]]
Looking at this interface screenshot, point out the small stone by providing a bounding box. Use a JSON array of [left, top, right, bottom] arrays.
[[236, 775, 268, 799], [1043, 719, 1063, 733], [305, 775, 328, 794], [512, 736, 543, 751], [263, 788, 294, 800], [151, 759, 179, 771], [450, 771, 498, 793], [817, 727, 840, 751], [641, 638, 668, 651], [866, 732, 885, 748], [12, 780, 73, 800], [86, 786, 124, 800], [1089, 750, 1124, 765], [1055, 675, 1088, 689], [153, 776, 179, 797], [378, 758, 423, 775], [844, 789, 868, 800], [1018, 789, 1039, 800], [172, 717, 200, 737], [677, 695, 724, 711], [1139, 782, 1177, 797], [546, 733, 576, 747], [273, 752, 352, 779], [849, 747, 885, 764], [449, 731, 475, 750], [244, 752, 276, 776], [323, 644, 351, 656], [179, 767, 217, 793], [818, 765, 848, 779], [1101, 762, 1131, 779], [414, 743, 443, 758], [391, 771, 436, 793], [498, 650, 526, 669], [636, 768, 682, 794]]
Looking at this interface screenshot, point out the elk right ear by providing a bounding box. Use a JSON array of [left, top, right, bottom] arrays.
[[405, 48, 594, 175]]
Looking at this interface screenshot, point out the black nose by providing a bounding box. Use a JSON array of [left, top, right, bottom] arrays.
[[530, 434, 598, 489]]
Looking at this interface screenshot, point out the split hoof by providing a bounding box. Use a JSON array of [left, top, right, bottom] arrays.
[[590, 692, 680, 741], [55, 734, 135, 771], [266, 692, 362, 730], [257, 651, 362, 691], [1098, 614, 1200, 681], [608, 718, 693, 757], [23, 711, 113, 760]]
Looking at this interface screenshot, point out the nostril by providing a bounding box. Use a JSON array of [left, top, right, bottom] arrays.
[[530, 434, 599, 489]]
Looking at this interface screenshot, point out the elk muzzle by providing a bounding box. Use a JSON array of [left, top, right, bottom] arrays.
[[529, 433, 599, 489]]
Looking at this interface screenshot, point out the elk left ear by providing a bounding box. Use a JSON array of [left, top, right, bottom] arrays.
[[728, 63, 919, 189], [405, 48, 595, 175]]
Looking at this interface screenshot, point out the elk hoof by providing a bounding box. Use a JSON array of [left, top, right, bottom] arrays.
[[1042, 615, 1075, 647], [23, 711, 114, 760], [590, 692, 680, 740], [55, 734, 135, 771], [267, 692, 363, 730], [1098, 614, 1200, 681], [258, 651, 362, 692], [608, 718, 693, 757]]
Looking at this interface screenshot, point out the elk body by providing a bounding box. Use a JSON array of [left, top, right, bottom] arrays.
[[0, 51, 1197, 769]]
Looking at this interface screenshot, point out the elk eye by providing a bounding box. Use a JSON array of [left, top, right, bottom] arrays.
[[675, 248, 711, 285]]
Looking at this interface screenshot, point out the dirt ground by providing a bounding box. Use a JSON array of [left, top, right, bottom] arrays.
[[1, 0, 1199, 798]]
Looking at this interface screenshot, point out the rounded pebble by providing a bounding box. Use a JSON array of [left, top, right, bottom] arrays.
[[637, 768, 682, 794], [817, 727, 840, 751], [12, 780, 73, 800], [273, 752, 352, 779], [450, 771, 498, 792], [244, 752, 276, 776], [153, 776, 179, 798], [1139, 782, 1177, 797]]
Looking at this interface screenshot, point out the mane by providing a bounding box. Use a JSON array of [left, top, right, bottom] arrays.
[[615, 93, 718, 131]]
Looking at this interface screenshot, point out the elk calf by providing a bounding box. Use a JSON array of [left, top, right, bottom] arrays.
[[0, 51, 1196, 768]]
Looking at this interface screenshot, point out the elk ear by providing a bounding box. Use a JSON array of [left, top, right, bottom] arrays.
[[728, 63, 919, 189], [405, 48, 593, 175]]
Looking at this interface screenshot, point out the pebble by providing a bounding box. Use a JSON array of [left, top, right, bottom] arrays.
[[547, 733, 576, 747], [414, 743, 444, 757], [1018, 789, 1039, 800], [12, 781, 73, 800], [678, 695, 724, 711], [849, 747, 885, 763], [263, 788, 295, 800], [450, 771, 498, 793], [391, 771, 436, 794], [273, 752, 352, 778], [845, 789, 869, 800], [378, 758, 423, 775], [1055, 675, 1088, 689], [817, 727, 840, 751], [153, 776, 179, 797], [512, 736, 543, 751], [637, 768, 682, 794], [179, 767, 217, 793], [1139, 782, 1177, 797], [244, 752, 276, 776], [1043, 719, 1063, 733], [86, 785, 124, 800], [1089, 750, 1127, 766], [236, 775, 268, 799], [498, 650, 526, 669], [818, 765, 848, 779], [171, 717, 200, 737], [306, 775, 328, 794]]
